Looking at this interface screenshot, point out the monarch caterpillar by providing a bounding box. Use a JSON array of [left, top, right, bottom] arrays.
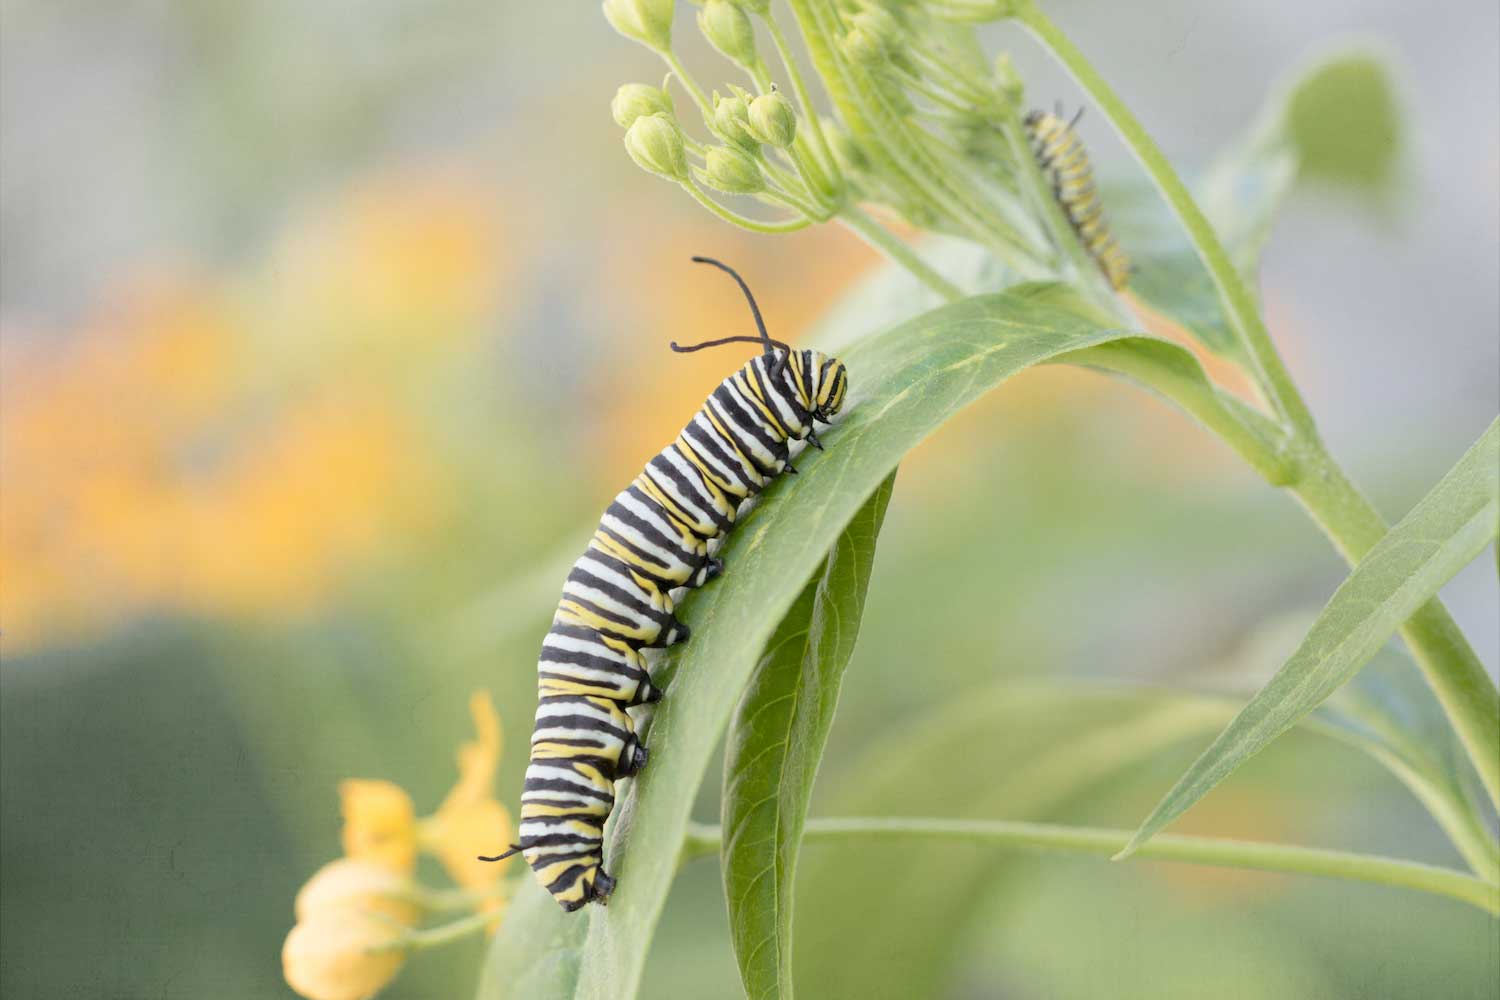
[[481, 257, 850, 911], [1024, 107, 1132, 291]]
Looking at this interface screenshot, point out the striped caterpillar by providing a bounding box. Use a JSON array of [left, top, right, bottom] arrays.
[[1024, 107, 1132, 290], [482, 257, 850, 911]]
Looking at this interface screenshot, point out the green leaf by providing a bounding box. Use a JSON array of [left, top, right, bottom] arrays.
[[1317, 648, 1500, 881], [479, 289, 1204, 1000], [1212, 613, 1499, 879], [1124, 45, 1405, 354], [1120, 417, 1500, 858], [791, 683, 1238, 998], [721, 473, 895, 1000]]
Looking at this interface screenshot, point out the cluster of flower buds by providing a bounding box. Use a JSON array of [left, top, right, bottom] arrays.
[[605, 0, 834, 227]]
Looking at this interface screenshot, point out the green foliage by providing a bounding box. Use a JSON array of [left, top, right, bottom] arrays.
[[721, 475, 895, 1000], [1122, 419, 1500, 857], [475, 8, 1499, 999], [480, 290, 1196, 998], [1124, 47, 1405, 355]]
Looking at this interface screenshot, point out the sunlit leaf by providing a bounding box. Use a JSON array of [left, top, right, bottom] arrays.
[[479, 288, 1224, 1000], [721, 474, 895, 1000], [1120, 418, 1500, 858]]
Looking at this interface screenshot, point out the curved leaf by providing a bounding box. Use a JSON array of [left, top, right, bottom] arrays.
[[1123, 45, 1405, 354], [1120, 418, 1500, 857], [721, 473, 895, 1000], [479, 289, 1185, 1000]]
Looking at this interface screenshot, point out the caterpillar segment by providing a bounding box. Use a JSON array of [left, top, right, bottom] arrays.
[[487, 258, 850, 911], [1024, 108, 1132, 291]]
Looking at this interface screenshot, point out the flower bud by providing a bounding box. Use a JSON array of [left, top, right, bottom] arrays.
[[747, 91, 796, 149], [339, 779, 417, 874], [611, 82, 675, 129], [282, 907, 407, 1000], [698, 0, 757, 70], [294, 858, 421, 925], [712, 93, 759, 150], [992, 52, 1023, 104], [602, 0, 674, 54], [624, 114, 689, 181], [698, 145, 765, 194], [843, 7, 900, 65]]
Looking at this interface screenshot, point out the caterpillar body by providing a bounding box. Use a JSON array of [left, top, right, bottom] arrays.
[[482, 257, 849, 911], [1024, 108, 1132, 291]]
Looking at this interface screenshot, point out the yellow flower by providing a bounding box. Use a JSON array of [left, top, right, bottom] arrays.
[[282, 904, 408, 1000], [295, 858, 421, 926], [419, 691, 516, 906], [340, 780, 418, 874]]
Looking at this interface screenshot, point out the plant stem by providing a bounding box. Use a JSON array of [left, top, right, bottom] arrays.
[[373, 909, 497, 954], [1014, 0, 1500, 814], [1057, 341, 1295, 485], [1291, 453, 1500, 808], [1012, 1, 1313, 435], [680, 180, 815, 233], [838, 204, 963, 301], [763, 12, 840, 190], [682, 818, 1499, 915], [664, 52, 713, 119]]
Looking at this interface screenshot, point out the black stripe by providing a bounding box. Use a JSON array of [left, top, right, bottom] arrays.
[[526, 732, 611, 750], [746, 361, 793, 437], [545, 861, 594, 894], [595, 524, 677, 584], [531, 707, 629, 738], [620, 486, 700, 561], [712, 384, 785, 470], [684, 418, 756, 492], [523, 776, 615, 802], [558, 592, 643, 632], [702, 396, 763, 478], [649, 451, 732, 534]]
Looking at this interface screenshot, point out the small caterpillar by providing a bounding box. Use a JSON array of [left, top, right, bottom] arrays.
[[482, 257, 849, 911], [1024, 107, 1132, 290]]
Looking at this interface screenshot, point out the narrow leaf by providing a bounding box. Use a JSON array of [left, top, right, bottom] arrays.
[[1119, 418, 1500, 858], [480, 289, 1177, 1000], [721, 473, 896, 1000]]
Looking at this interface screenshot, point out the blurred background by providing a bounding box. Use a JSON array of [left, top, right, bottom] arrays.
[[1, 1, 1496, 998]]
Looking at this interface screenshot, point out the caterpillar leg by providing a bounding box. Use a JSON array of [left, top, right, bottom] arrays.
[[591, 869, 617, 905], [617, 732, 649, 779]]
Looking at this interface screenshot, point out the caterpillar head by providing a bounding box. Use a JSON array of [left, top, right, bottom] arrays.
[[789, 350, 848, 425], [672, 256, 849, 428]]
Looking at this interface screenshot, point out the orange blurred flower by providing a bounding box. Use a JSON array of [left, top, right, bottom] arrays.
[[285, 689, 516, 999], [0, 166, 505, 653], [420, 691, 516, 910], [340, 780, 420, 875]]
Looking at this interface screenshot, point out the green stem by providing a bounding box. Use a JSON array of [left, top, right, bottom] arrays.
[[1056, 342, 1295, 485], [1013, 1, 1313, 434], [664, 52, 713, 119], [1292, 454, 1500, 809], [683, 818, 1499, 915], [680, 179, 815, 233], [838, 204, 963, 301], [786, 0, 1044, 276], [372, 908, 498, 954], [764, 12, 840, 185], [1014, 0, 1500, 815]]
